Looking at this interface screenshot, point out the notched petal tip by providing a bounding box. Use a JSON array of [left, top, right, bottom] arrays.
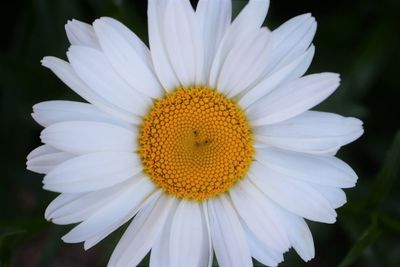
[[92, 17, 107, 29], [327, 213, 338, 224], [40, 56, 51, 66], [65, 19, 80, 25], [65, 19, 88, 29], [26, 164, 34, 172]]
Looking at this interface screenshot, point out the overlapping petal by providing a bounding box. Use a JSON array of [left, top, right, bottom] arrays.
[[41, 121, 137, 154], [62, 177, 155, 245], [27, 1, 364, 267], [26, 145, 75, 174], [43, 152, 142, 193], [150, 200, 209, 267], [32, 101, 134, 130], [65, 19, 99, 48], [230, 180, 290, 252], [41, 57, 141, 124], [196, 0, 231, 82], [109, 193, 177, 267], [209, 0, 270, 87], [254, 111, 364, 154], [247, 73, 341, 125], [249, 161, 337, 223], [255, 147, 358, 188], [67, 46, 152, 117], [208, 195, 253, 267], [218, 28, 271, 96], [93, 17, 163, 99]]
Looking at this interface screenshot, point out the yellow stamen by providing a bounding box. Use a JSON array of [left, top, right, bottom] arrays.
[[139, 86, 254, 201]]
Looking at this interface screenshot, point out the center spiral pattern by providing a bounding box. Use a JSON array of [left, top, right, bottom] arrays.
[[139, 86, 254, 201]]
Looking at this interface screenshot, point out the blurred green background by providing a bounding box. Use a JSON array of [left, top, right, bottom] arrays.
[[1, 0, 399, 266]]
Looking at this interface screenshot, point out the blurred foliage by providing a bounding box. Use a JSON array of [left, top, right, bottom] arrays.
[[0, 0, 399, 266]]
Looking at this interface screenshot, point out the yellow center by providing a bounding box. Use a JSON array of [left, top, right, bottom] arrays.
[[139, 86, 254, 201]]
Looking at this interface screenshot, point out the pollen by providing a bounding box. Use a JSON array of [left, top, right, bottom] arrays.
[[138, 86, 254, 201]]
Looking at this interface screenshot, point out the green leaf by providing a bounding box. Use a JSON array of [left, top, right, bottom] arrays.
[[0, 228, 27, 241], [381, 215, 400, 233], [339, 131, 400, 266], [0, 220, 48, 265], [35, 226, 70, 267], [368, 131, 400, 210], [338, 218, 382, 267]]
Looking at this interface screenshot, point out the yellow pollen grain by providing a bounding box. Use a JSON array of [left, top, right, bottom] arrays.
[[139, 86, 254, 201]]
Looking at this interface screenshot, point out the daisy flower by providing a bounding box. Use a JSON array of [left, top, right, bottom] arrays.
[[27, 0, 364, 266]]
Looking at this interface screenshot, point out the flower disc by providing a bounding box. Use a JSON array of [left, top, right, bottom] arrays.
[[139, 86, 254, 201]]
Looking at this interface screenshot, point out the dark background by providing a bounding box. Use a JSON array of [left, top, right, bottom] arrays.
[[1, 0, 399, 266]]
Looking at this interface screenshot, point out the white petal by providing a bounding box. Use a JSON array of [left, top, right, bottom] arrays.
[[217, 28, 271, 97], [46, 192, 102, 225], [169, 201, 207, 267], [27, 145, 75, 175], [150, 200, 212, 267], [312, 184, 347, 209], [208, 195, 252, 267], [67, 46, 152, 117], [209, 0, 269, 88], [162, 0, 204, 86], [278, 209, 315, 262], [96, 17, 152, 64], [243, 223, 284, 267], [255, 147, 358, 188], [84, 190, 162, 250], [254, 111, 363, 154], [27, 149, 75, 175], [238, 45, 315, 109], [283, 44, 315, 83], [41, 121, 136, 154], [93, 18, 163, 99], [45, 177, 148, 225], [249, 161, 337, 223], [148, 0, 179, 90], [65, 19, 99, 48], [62, 176, 155, 243], [267, 14, 316, 74], [232, 0, 269, 28], [109, 194, 177, 267], [237, 17, 317, 107], [247, 73, 340, 125], [230, 179, 290, 252], [41, 57, 140, 124], [32, 101, 133, 130], [200, 202, 213, 267], [43, 152, 141, 193], [196, 0, 231, 82], [149, 201, 175, 267], [45, 193, 82, 221], [27, 145, 58, 160]]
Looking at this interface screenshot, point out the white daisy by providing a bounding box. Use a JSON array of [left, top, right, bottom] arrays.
[[27, 0, 364, 266]]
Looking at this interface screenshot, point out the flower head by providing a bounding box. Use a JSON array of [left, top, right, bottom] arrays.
[[27, 0, 363, 266]]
